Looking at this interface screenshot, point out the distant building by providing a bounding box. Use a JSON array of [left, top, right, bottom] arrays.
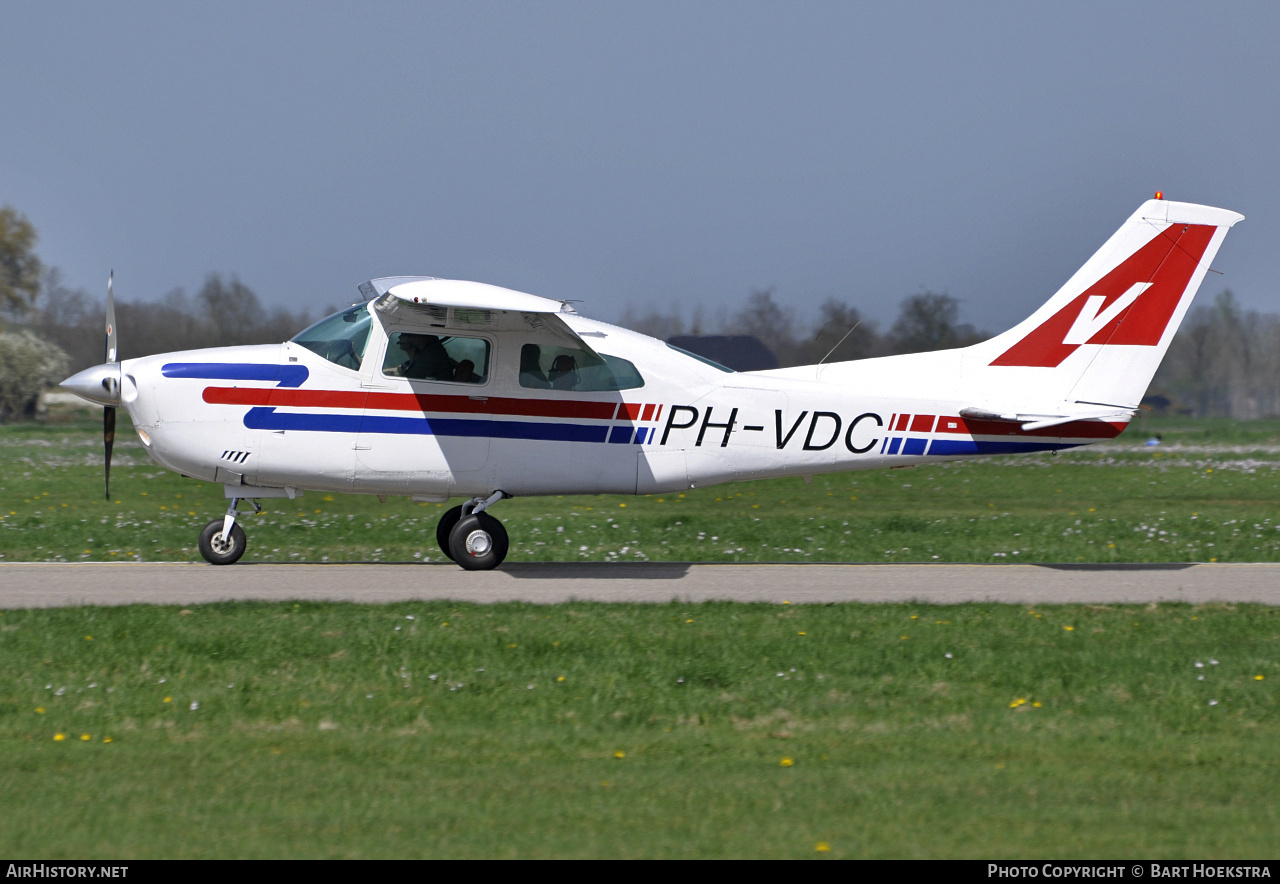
[[666, 335, 778, 372]]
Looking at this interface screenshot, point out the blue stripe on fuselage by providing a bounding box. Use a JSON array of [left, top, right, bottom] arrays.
[[163, 363, 309, 388]]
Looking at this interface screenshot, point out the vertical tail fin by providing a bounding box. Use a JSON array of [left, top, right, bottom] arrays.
[[970, 198, 1243, 411]]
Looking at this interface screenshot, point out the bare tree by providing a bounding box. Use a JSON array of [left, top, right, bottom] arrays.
[[800, 300, 883, 364], [888, 291, 984, 354], [0, 206, 43, 318]]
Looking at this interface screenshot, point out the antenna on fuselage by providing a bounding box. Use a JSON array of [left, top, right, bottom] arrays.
[[817, 321, 861, 366]]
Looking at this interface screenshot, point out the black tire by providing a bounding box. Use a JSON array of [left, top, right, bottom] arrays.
[[436, 505, 464, 561], [198, 518, 247, 565], [448, 512, 509, 571]]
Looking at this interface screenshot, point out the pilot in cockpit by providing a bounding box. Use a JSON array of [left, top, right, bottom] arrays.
[[398, 333, 456, 381]]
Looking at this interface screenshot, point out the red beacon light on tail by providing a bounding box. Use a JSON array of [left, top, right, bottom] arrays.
[[1154, 191, 1164, 200]]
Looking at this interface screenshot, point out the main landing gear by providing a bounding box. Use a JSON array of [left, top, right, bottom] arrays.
[[436, 491, 510, 571], [197, 497, 260, 565]]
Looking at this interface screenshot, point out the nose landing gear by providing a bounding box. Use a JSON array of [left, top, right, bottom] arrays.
[[436, 491, 510, 570], [197, 497, 260, 565]]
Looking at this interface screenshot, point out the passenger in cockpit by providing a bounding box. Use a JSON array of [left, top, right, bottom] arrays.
[[519, 345, 551, 388]]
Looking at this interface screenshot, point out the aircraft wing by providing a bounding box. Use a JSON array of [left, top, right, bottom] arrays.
[[360, 276, 596, 353]]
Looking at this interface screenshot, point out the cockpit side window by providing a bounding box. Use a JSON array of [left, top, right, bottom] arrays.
[[383, 332, 490, 384], [291, 304, 373, 371], [519, 343, 644, 391]]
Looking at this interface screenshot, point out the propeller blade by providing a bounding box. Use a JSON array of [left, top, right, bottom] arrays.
[[104, 406, 116, 500], [105, 270, 117, 363], [104, 271, 118, 500]]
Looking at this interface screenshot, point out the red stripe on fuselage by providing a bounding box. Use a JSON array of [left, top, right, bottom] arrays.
[[202, 387, 620, 420]]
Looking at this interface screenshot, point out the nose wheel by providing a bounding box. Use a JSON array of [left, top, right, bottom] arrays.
[[198, 519, 247, 565], [197, 496, 259, 565], [436, 492, 509, 570]]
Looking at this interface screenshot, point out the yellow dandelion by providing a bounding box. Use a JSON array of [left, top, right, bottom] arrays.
[[685, 619, 693, 623], [1256, 675, 1265, 681], [619, 503, 626, 508], [900, 635, 908, 640], [84, 635, 93, 641], [613, 750, 625, 759], [35, 707, 44, 714], [163, 696, 172, 703], [782, 600, 791, 605], [102, 737, 112, 743], [508, 643, 517, 648], [910, 615, 918, 620], [80, 734, 91, 741], [1063, 626, 1074, 631], [815, 842, 831, 853], [53, 733, 65, 741], [1032, 701, 1042, 708], [557, 676, 565, 682], [798, 631, 807, 635], [1009, 698, 1026, 708], [779, 757, 794, 767]]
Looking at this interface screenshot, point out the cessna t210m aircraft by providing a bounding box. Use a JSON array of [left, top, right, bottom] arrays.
[[62, 196, 1241, 570]]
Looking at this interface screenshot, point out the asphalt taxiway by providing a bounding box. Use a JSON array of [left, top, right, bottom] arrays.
[[1, 562, 1278, 607]]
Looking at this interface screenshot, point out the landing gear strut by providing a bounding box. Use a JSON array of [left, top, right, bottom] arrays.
[[198, 497, 260, 565], [436, 491, 509, 570]]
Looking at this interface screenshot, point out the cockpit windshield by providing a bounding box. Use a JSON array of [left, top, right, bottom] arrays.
[[291, 303, 373, 371]]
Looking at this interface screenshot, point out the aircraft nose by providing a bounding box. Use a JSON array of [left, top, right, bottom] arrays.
[[61, 363, 122, 406]]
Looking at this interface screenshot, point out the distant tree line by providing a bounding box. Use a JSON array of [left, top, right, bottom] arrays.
[[1151, 290, 1280, 418], [29, 269, 314, 373], [622, 288, 988, 367]]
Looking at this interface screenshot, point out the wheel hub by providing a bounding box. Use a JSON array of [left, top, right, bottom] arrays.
[[465, 529, 492, 556], [211, 532, 234, 554]]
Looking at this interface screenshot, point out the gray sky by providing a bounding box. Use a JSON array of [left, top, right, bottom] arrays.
[[4, 1, 1277, 334]]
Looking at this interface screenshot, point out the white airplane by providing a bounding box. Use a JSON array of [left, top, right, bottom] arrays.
[[62, 196, 1242, 570]]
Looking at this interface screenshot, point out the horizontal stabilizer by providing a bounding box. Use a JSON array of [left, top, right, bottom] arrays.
[[959, 406, 1133, 432]]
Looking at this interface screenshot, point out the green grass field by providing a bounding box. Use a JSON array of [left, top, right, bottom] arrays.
[[2, 415, 1279, 858], [2, 601, 1277, 858], [3, 413, 1280, 564]]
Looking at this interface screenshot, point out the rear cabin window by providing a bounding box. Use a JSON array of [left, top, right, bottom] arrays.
[[382, 332, 490, 384], [519, 343, 643, 391], [291, 304, 373, 371]]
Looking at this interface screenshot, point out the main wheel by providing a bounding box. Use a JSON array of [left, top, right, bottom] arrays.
[[198, 519, 247, 565], [436, 505, 464, 561], [448, 512, 509, 571]]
